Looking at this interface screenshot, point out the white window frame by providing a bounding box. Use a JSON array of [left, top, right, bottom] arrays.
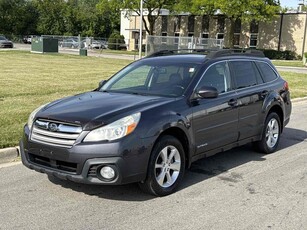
[[161, 32, 168, 44], [249, 33, 258, 49], [201, 33, 209, 46], [174, 32, 180, 45]]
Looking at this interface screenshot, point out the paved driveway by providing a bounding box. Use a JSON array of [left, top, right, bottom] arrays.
[[0, 100, 306, 230]]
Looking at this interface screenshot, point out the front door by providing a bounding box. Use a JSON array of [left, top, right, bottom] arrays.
[[191, 61, 239, 154]]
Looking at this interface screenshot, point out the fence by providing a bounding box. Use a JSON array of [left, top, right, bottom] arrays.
[[24, 35, 130, 50], [145, 35, 224, 55]]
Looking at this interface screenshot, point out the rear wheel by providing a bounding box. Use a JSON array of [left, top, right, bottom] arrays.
[[139, 135, 185, 196], [255, 112, 281, 154]]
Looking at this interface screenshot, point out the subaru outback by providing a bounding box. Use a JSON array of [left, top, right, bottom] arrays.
[[20, 49, 291, 196]]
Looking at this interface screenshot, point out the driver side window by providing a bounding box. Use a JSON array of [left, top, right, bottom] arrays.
[[197, 62, 231, 94]]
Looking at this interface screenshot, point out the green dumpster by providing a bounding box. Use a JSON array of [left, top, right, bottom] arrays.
[[31, 37, 58, 53], [79, 49, 87, 56]]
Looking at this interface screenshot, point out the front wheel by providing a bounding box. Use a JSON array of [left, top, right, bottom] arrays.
[[139, 135, 185, 196], [255, 112, 281, 154]]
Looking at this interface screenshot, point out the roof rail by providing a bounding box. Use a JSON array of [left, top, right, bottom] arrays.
[[146, 48, 265, 58], [206, 49, 265, 58], [146, 48, 219, 58]]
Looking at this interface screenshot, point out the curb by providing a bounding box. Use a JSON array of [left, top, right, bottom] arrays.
[[0, 146, 20, 164], [292, 96, 307, 103]]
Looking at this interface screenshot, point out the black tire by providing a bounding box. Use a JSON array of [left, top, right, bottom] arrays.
[[255, 112, 281, 154], [139, 135, 185, 196]]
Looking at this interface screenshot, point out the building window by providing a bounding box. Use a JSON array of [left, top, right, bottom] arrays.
[[250, 20, 258, 33], [202, 15, 210, 33], [217, 33, 224, 39], [174, 32, 180, 44], [188, 33, 194, 37], [188, 15, 195, 33], [217, 17, 225, 33], [201, 33, 209, 46], [234, 19, 241, 33], [162, 32, 167, 43], [174, 16, 181, 32], [233, 19, 241, 48], [162, 16, 168, 32], [250, 34, 258, 48]]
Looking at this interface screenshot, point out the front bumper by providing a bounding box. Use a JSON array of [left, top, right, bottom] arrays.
[[20, 125, 154, 185], [0, 42, 13, 48]]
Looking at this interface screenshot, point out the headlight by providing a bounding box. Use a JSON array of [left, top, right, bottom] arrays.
[[27, 103, 49, 130], [83, 112, 141, 142]]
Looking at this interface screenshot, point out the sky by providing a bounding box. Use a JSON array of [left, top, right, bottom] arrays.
[[279, 0, 304, 8]]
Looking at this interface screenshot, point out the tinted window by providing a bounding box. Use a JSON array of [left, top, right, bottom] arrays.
[[197, 62, 231, 94], [230, 61, 259, 89], [257, 62, 278, 82]]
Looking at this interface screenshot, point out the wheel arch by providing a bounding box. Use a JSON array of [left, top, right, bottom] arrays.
[[154, 127, 191, 169], [266, 105, 284, 133]]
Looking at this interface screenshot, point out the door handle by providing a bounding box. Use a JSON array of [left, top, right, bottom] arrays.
[[228, 99, 237, 106]]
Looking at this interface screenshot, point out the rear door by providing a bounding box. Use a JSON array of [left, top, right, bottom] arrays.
[[191, 61, 239, 154], [229, 60, 266, 140]]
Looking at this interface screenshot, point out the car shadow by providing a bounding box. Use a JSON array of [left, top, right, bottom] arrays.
[[48, 127, 306, 201]]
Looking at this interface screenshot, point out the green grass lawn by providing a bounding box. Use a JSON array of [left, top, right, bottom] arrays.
[[272, 60, 305, 67], [0, 51, 306, 148], [279, 71, 307, 98], [0, 51, 131, 148]]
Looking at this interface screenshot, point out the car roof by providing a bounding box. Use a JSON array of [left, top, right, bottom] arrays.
[[143, 54, 207, 64]]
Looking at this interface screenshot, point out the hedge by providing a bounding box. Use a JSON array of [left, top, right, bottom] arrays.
[[260, 49, 298, 60]]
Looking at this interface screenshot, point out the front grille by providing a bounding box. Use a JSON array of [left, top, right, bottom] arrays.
[[30, 119, 82, 148], [29, 153, 77, 173]]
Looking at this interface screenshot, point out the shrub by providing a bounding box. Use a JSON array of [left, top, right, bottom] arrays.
[[107, 32, 126, 50], [260, 49, 298, 60]]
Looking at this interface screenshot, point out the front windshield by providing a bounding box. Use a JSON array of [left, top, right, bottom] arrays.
[[0, 36, 6, 40], [100, 61, 201, 97]]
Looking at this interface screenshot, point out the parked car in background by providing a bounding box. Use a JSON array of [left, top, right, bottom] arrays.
[[90, 40, 106, 49], [59, 38, 79, 49], [0, 35, 13, 48]]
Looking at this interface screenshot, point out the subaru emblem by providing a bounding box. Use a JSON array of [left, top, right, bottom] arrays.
[[48, 123, 58, 132]]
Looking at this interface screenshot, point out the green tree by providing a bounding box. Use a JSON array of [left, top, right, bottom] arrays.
[[108, 31, 125, 49], [34, 0, 67, 35], [0, 0, 38, 36]]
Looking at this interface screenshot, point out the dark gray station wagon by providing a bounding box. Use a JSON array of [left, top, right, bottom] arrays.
[[20, 50, 291, 196]]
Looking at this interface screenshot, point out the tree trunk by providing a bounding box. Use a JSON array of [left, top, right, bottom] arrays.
[[227, 18, 235, 49]]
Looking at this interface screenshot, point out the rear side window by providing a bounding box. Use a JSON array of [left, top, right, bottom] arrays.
[[256, 62, 278, 82], [230, 61, 260, 89]]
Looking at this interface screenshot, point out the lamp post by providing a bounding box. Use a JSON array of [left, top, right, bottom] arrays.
[[139, 0, 143, 59]]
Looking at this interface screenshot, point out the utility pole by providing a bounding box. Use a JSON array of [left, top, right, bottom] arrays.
[[139, 0, 143, 59]]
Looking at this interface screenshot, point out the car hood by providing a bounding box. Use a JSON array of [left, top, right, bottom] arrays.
[[36, 91, 174, 130]]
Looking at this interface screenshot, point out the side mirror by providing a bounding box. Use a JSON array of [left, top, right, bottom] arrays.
[[197, 86, 218, 99]]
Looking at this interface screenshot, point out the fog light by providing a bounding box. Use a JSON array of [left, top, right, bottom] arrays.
[[100, 166, 116, 180]]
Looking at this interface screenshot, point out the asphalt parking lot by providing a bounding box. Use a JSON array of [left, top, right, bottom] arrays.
[[0, 100, 306, 230]]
